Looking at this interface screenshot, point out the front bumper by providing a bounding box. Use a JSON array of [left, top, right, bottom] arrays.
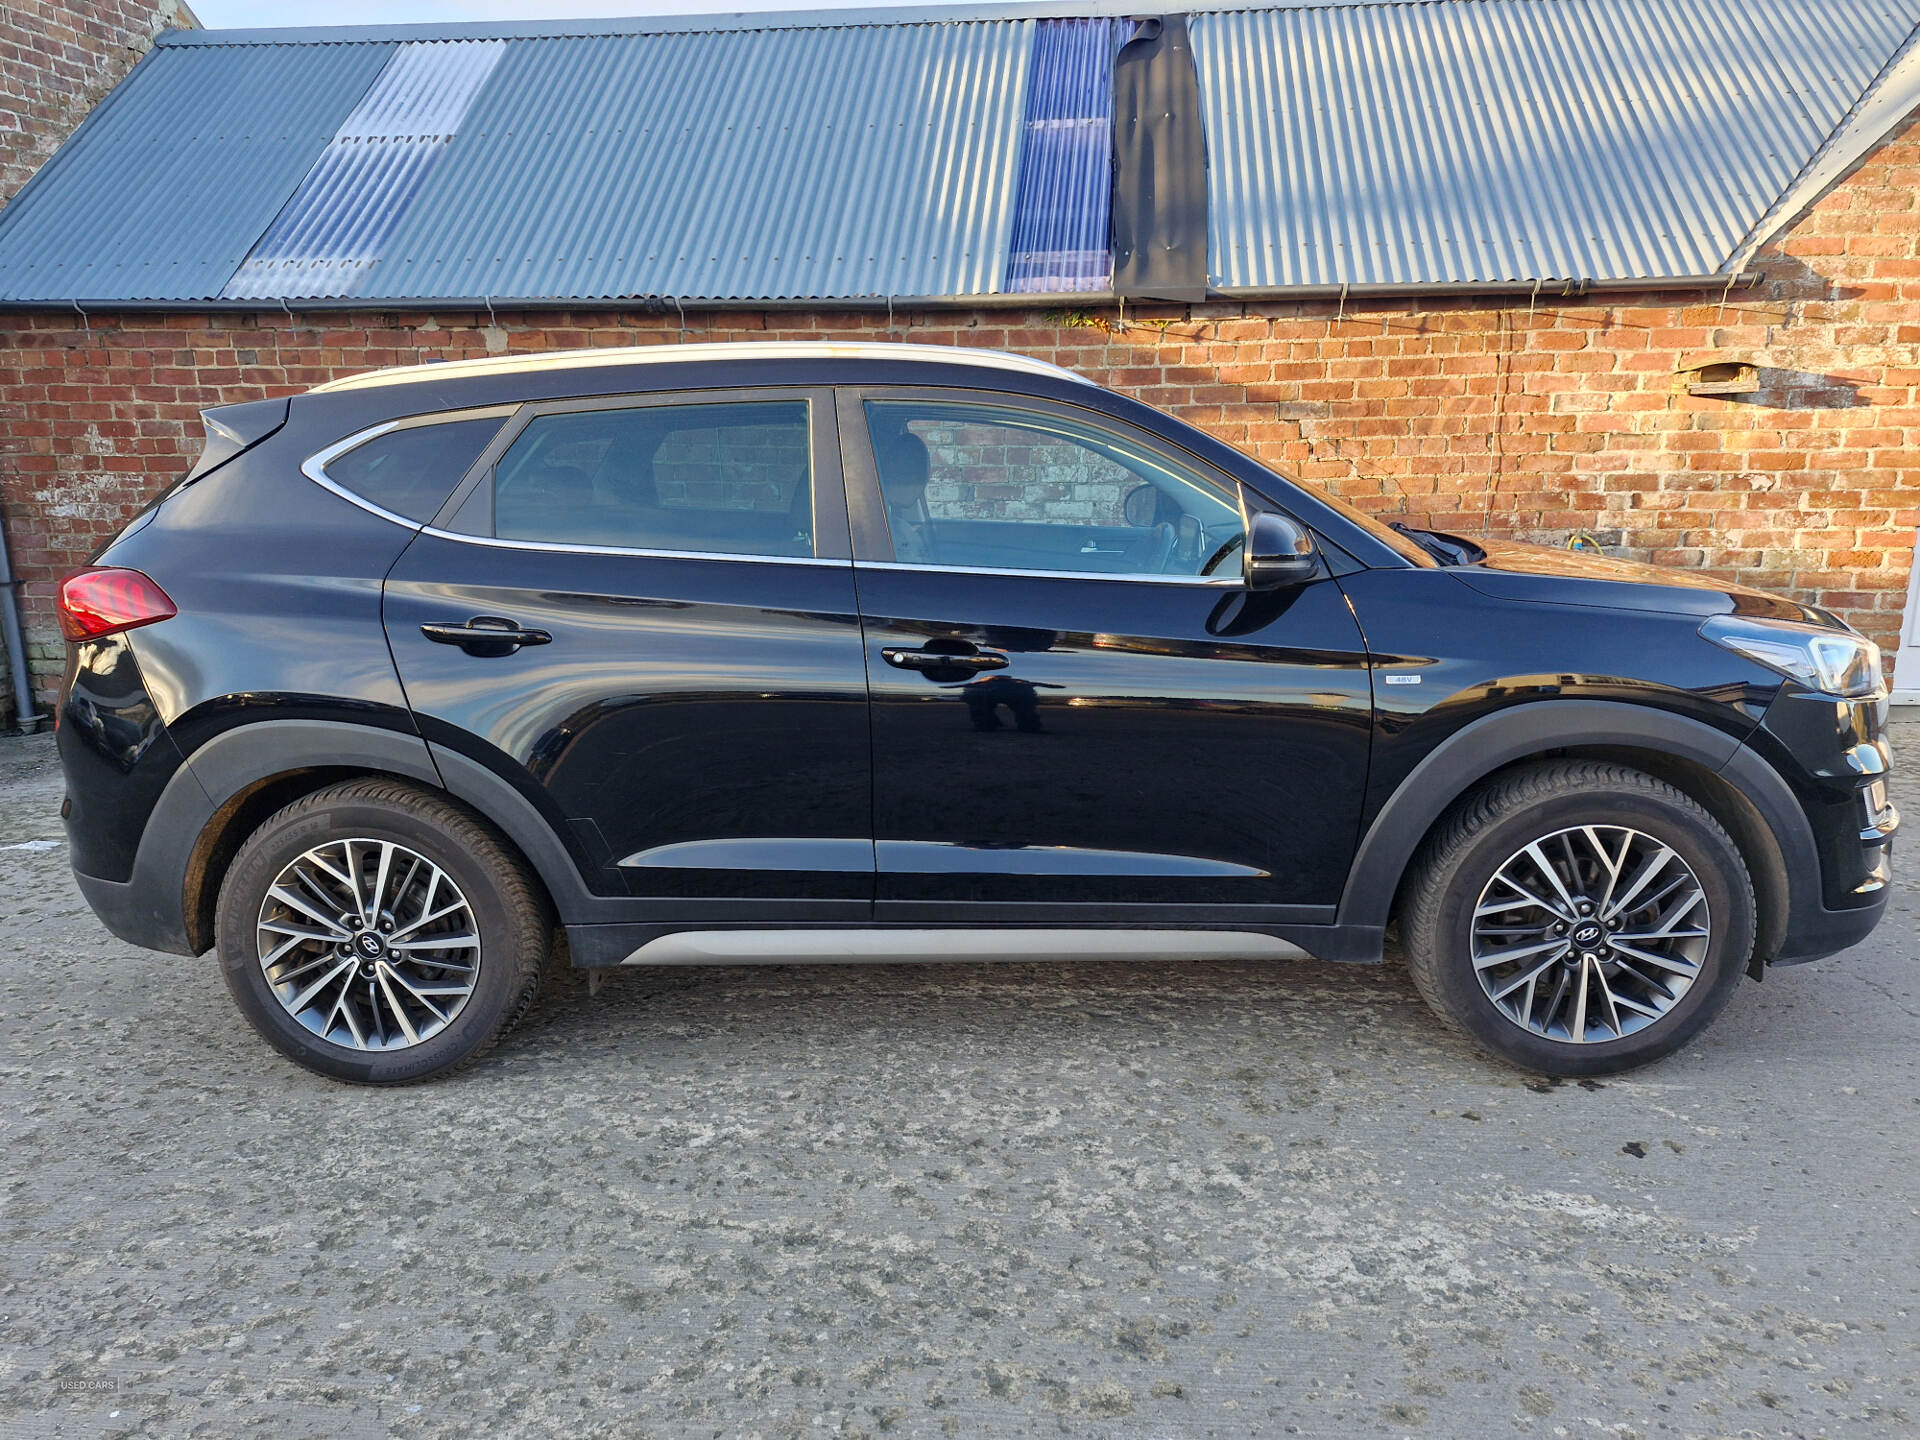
[[1750, 685, 1897, 965], [1773, 883, 1890, 963], [1775, 792, 1899, 963]]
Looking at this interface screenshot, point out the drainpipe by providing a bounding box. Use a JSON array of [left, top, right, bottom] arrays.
[[0, 509, 41, 733]]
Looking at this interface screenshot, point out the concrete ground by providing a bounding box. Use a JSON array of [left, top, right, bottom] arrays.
[[1, 723, 1915, 1440]]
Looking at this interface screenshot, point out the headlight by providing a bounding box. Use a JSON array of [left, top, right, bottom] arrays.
[[1700, 614, 1884, 698]]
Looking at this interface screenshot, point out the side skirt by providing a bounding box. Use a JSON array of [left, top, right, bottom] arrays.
[[562, 923, 1388, 968], [625, 928, 1308, 966]]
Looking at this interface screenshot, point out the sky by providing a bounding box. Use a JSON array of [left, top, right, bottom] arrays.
[[189, 0, 962, 25]]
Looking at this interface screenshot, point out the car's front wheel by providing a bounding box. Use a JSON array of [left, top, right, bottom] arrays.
[[215, 779, 548, 1083], [1400, 761, 1755, 1076]]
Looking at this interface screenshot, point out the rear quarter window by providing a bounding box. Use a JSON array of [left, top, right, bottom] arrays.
[[322, 416, 504, 522]]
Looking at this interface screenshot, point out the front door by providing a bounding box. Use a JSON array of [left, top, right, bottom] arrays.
[[383, 387, 873, 920], [839, 388, 1373, 924]]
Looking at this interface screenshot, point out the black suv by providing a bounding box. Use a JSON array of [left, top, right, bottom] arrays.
[[56, 343, 1895, 1083]]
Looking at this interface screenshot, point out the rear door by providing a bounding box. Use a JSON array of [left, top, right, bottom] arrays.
[[839, 387, 1374, 924], [379, 387, 874, 921]]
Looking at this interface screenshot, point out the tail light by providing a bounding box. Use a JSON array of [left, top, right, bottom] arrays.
[[57, 567, 176, 642]]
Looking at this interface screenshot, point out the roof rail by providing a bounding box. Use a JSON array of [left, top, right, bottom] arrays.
[[308, 341, 1093, 393]]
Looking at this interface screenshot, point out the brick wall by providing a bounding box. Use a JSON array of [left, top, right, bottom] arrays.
[[1, 107, 1915, 712], [0, 0, 194, 205]]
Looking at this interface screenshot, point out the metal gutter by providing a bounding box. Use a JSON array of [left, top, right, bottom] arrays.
[[1208, 274, 1765, 301], [0, 511, 39, 731], [0, 273, 1762, 315]]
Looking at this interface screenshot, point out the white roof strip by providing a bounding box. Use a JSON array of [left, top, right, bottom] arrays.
[[308, 341, 1096, 393]]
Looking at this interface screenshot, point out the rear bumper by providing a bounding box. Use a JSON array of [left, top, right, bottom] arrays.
[[67, 743, 216, 957], [73, 864, 198, 956]]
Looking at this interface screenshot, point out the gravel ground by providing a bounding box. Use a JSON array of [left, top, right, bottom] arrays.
[[1, 722, 1916, 1439]]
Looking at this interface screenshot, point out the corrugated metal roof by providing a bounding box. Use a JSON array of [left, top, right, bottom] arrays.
[[0, 40, 394, 302], [1, 1, 1918, 305], [1731, 14, 1920, 268], [222, 40, 505, 299], [359, 22, 1032, 302], [1195, 0, 1920, 289]]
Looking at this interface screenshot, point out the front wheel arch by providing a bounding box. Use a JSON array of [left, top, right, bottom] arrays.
[[1344, 701, 1804, 966], [1396, 758, 1757, 1073]]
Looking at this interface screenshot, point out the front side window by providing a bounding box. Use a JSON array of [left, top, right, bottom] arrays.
[[324, 415, 504, 521], [479, 400, 814, 556], [865, 400, 1244, 577]]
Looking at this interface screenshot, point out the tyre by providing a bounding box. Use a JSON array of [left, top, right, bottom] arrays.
[[1399, 761, 1755, 1076], [215, 779, 549, 1084]]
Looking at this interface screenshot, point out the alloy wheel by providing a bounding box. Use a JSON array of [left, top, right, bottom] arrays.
[[1469, 824, 1710, 1044], [255, 838, 481, 1051]]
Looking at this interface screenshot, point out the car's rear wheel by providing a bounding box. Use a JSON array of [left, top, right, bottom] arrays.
[[1399, 761, 1755, 1076], [215, 779, 548, 1083]]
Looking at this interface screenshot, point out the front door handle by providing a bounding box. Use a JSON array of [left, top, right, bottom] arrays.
[[882, 646, 1008, 673], [421, 616, 553, 656]]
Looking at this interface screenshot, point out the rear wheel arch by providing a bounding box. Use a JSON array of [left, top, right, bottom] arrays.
[[185, 765, 378, 952], [173, 720, 588, 953]]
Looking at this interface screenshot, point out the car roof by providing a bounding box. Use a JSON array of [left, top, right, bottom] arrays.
[[308, 341, 1093, 395]]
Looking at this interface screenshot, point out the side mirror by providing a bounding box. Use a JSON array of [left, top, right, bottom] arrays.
[[1243, 511, 1320, 590]]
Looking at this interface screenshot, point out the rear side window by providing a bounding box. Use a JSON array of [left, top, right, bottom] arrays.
[[475, 400, 813, 557], [324, 416, 504, 522]]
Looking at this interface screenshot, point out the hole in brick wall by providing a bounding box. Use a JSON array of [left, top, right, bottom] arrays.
[[1678, 350, 1867, 408], [1683, 361, 1759, 396], [1728, 368, 1868, 410]]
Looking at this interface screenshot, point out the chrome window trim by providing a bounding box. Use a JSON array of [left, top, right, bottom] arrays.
[[301, 406, 520, 531], [305, 400, 844, 566], [302, 424, 418, 529], [415, 524, 847, 567], [853, 559, 1244, 587]]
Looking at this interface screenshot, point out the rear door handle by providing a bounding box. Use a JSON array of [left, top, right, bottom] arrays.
[[420, 616, 552, 655], [882, 647, 1008, 673]]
